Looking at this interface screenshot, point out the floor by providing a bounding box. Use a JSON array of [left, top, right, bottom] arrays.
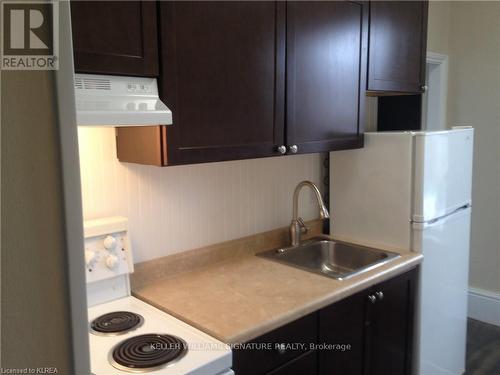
[[465, 318, 500, 374]]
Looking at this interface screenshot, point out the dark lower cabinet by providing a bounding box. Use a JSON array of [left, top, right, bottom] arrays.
[[366, 269, 416, 375], [367, 1, 428, 94], [286, 1, 367, 154], [319, 292, 366, 375], [232, 267, 417, 375], [320, 268, 417, 375], [71, 1, 159, 77]]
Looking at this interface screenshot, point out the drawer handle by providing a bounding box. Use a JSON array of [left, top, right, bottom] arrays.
[[376, 291, 384, 300], [276, 343, 287, 354], [368, 295, 377, 304]]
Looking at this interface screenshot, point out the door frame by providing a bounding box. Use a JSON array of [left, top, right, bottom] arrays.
[[56, 2, 91, 373], [422, 52, 449, 131]]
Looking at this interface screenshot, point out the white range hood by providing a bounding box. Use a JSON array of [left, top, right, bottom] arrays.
[[74, 73, 172, 126]]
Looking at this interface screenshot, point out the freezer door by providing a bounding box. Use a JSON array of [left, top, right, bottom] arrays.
[[330, 132, 413, 250], [412, 207, 471, 375], [412, 128, 474, 222]]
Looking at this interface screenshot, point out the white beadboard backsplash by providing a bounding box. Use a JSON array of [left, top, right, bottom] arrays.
[[78, 127, 325, 263]]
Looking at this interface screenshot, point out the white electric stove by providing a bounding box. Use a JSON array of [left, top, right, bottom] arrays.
[[84, 217, 233, 375]]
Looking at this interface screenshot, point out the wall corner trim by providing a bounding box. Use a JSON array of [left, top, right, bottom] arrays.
[[426, 51, 448, 65], [468, 287, 500, 327]]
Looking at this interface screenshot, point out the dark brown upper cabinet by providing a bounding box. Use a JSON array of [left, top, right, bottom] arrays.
[[155, 1, 366, 165], [367, 0, 428, 94], [71, 1, 159, 77], [286, 1, 367, 155], [158, 1, 285, 165], [82, 1, 368, 166]]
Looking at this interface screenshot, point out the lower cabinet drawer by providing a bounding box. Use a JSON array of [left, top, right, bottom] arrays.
[[232, 312, 318, 375], [268, 350, 317, 375]]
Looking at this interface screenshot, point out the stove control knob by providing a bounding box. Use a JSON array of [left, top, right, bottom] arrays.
[[85, 249, 98, 268], [103, 235, 117, 250], [105, 254, 119, 270]]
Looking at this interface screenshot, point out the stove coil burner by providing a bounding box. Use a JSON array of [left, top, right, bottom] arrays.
[[110, 334, 188, 372], [90, 311, 144, 336]]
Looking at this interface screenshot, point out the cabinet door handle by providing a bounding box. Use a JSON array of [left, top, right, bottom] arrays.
[[368, 295, 377, 304], [420, 84, 428, 92], [276, 343, 287, 354], [277, 145, 287, 154], [289, 145, 298, 154], [376, 291, 384, 300]]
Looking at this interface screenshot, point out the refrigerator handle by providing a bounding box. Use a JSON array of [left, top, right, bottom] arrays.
[[412, 205, 471, 230]]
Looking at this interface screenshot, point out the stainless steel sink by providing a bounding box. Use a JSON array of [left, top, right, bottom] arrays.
[[257, 237, 400, 280]]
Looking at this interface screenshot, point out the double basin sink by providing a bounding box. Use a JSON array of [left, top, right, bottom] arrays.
[[258, 236, 400, 280]]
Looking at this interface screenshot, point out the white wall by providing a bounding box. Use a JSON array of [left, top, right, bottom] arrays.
[[447, 2, 500, 294], [427, 1, 452, 56], [428, 1, 500, 295], [78, 128, 325, 263], [2, 71, 78, 372]]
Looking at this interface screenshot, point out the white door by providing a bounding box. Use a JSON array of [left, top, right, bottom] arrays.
[[412, 207, 471, 375], [412, 128, 474, 222]]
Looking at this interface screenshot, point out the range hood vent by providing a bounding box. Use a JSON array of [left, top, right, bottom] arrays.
[[75, 73, 173, 127], [75, 76, 112, 91]]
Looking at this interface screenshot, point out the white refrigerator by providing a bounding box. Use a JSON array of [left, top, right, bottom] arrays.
[[330, 127, 474, 375]]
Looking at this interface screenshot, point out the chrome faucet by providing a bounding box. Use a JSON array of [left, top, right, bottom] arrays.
[[290, 181, 330, 247]]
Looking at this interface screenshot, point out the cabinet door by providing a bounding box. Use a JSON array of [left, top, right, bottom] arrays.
[[71, 1, 159, 77], [268, 350, 317, 375], [286, 1, 367, 154], [319, 291, 366, 375], [366, 268, 417, 375], [233, 312, 317, 375], [367, 1, 428, 93], [160, 2, 285, 165]]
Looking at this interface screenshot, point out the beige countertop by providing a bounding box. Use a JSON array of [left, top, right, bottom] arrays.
[[132, 231, 422, 344]]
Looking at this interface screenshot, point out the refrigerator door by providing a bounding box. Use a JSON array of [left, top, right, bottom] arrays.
[[412, 206, 471, 375], [412, 128, 474, 222], [330, 132, 413, 250]]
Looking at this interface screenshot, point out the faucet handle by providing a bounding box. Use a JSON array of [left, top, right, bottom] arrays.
[[297, 217, 310, 234]]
